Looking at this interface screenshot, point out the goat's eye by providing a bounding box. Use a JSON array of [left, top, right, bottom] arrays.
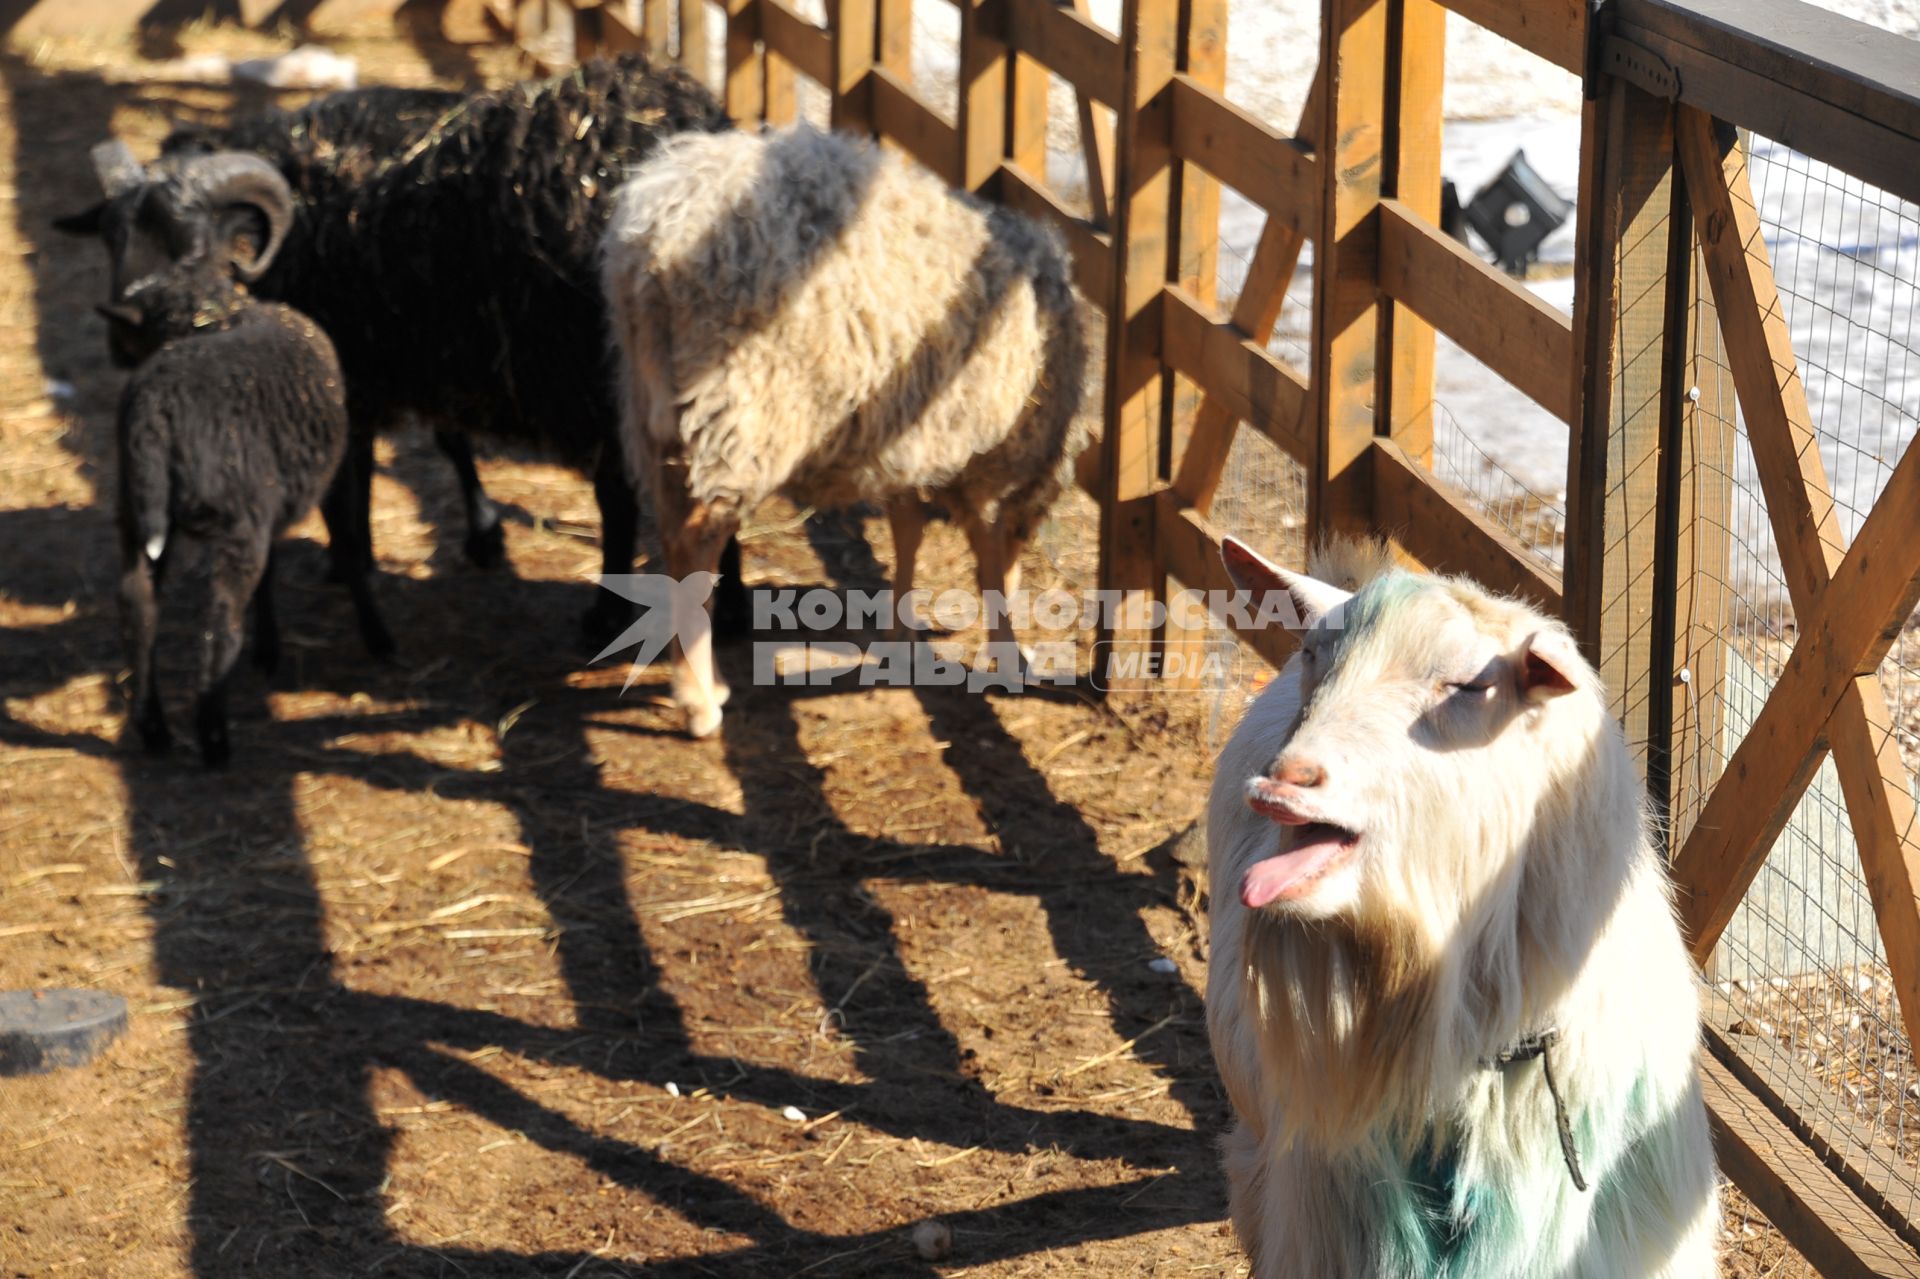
[[1446, 680, 1494, 698]]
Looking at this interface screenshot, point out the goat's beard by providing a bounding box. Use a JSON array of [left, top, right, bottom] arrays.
[[1241, 897, 1440, 1152]]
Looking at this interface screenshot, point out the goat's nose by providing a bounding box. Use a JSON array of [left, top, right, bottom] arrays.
[[1274, 757, 1325, 788]]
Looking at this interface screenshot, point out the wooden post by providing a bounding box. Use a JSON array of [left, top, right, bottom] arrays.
[[1158, 0, 1226, 687], [1379, 0, 1442, 468], [1065, 0, 1118, 227], [1096, 0, 1178, 689], [1666, 237, 1733, 847], [573, 0, 602, 61], [956, 0, 1009, 194], [829, 0, 877, 133], [1307, 0, 1387, 544], [576, 0, 654, 60], [1566, 80, 1678, 767], [1174, 0, 1225, 309], [1008, 40, 1048, 180], [680, 0, 711, 84], [765, 46, 797, 124], [723, 0, 765, 122], [644, 0, 672, 59], [1643, 135, 1698, 827], [877, 0, 911, 81], [1167, 75, 1320, 515]]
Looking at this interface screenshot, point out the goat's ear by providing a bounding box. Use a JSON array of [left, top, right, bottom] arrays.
[[1520, 629, 1581, 702], [53, 203, 105, 236], [1220, 537, 1352, 628]]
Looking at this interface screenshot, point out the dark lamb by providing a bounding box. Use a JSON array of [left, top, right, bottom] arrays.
[[169, 58, 748, 639], [78, 144, 391, 765]]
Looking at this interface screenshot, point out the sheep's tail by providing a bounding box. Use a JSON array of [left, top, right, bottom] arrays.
[[132, 475, 169, 564], [1024, 222, 1092, 525], [118, 390, 170, 564]]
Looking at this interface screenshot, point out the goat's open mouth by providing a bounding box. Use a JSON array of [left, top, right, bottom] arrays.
[[1240, 822, 1360, 909]]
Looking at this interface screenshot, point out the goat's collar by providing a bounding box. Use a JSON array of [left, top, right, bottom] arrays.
[[1484, 1028, 1557, 1069], [1483, 1027, 1588, 1193]]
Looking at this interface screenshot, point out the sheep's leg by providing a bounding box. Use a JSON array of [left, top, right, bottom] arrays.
[[196, 536, 272, 768], [584, 454, 750, 646], [119, 545, 168, 754], [582, 452, 641, 647], [322, 456, 395, 659], [251, 546, 280, 675], [887, 498, 925, 635], [652, 460, 733, 738], [321, 432, 377, 583], [963, 515, 1026, 682], [999, 527, 1027, 606], [712, 535, 750, 641], [342, 553, 394, 659], [434, 428, 505, 569]]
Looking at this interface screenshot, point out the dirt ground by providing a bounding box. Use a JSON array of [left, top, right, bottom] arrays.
[[0, 19, 1811, 1279]]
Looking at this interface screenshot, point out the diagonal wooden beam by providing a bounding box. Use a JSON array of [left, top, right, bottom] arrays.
[[1067, 0, 1118, 228], [1677, 111, 1846, 591], [1669, 418, 1920, 954], [1676, 107, 1920, 1056], [1169, 73, 1322, 511]]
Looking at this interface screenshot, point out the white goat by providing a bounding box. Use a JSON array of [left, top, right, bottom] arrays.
[[1206, 538, 1718, 1278], [601, 124, 1087, 737]]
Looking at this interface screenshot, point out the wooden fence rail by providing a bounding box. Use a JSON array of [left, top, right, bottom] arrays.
[[556, 0, 1920, 1268]]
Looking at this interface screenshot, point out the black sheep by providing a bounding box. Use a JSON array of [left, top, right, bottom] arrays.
[[162, 87, 510, 570], [81, 144, 391, 765], [162, 58, 749, 641]]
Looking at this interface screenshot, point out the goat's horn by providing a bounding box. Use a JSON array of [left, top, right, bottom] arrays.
[[89, 140, 144, 199], [186, 152, 294, 282]]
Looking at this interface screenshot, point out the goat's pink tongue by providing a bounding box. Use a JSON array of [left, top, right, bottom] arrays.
[[1241, 831, 1350, 908]]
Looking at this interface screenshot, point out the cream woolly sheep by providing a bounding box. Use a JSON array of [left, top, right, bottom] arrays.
[[602, 124, 1087, 737], [1206, 538, 1718, 1277]]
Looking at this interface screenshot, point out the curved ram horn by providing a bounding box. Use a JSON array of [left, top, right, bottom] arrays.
[[89, 140, 144, 199], [185, 151, 294, 282]]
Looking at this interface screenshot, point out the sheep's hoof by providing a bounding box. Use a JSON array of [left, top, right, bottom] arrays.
[[465, 519, 507, 570], [686, 704, 724, 739]]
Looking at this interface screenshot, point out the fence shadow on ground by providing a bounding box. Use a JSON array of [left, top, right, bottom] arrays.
[[0, 553, 1225, 1272], [2, 50, 1226, 1273]]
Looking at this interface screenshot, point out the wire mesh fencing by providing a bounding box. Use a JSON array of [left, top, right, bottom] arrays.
[[1670, 133, 1920, 1230]]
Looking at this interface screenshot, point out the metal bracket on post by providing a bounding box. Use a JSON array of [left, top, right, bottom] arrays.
[[1584, 0, 1681, 103], [1603, 36, 1681, 101]]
